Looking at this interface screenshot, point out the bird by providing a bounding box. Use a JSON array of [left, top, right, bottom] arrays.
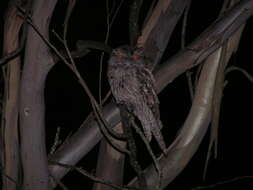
[[107, 46, 166, 153]]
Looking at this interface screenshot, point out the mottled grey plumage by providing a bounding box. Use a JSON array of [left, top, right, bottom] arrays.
[[107, 46, 166, 152]]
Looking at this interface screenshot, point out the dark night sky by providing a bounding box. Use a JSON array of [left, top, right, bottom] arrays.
[[1, 0, 253, 189]]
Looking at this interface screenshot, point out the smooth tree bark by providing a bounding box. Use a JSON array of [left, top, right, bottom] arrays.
[[19, 0, 57, 189]]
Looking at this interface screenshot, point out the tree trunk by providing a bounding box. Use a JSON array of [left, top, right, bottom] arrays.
[[19, 0, 57, 189]]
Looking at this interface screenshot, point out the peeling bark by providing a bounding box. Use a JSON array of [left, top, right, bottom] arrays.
[[1, 1, 23, 189]]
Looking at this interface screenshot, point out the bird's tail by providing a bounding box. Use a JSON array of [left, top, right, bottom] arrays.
[[134, 103, 166, 152]]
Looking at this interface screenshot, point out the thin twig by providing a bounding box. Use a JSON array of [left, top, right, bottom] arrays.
[[49, 127, 61, 155], [181, 0, 194, 100], [226, 66, 253, 84], [0, 47, 23, 66], [102, 90, 112, 104], [98, 0, 123, 105], [49, 174, 69, 190], [192, 176, 253, 190], [75, 40, 112, 54], [63, 0, 76, 40], [181, 0, 191, 49], [99, 0, 111, 105], [0, 167, 18, 185], [109, 0, 124, 28]]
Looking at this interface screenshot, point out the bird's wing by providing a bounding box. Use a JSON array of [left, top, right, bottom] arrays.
[[136, 66, 161, 123]]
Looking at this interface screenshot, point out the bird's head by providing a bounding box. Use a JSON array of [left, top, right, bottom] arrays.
[[111, 46, 131, 59], [109, 46, 145, 65]]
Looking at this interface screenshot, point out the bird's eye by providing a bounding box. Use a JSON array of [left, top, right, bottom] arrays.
[[132, 55, 140, 60], [116, 55, 124, 59]]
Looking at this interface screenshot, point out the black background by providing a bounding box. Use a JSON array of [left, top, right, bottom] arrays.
[[1, 0, 253, 189]]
